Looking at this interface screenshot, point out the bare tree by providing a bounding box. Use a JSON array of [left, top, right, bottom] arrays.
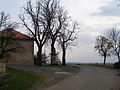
[[0, 12, 21, 62], [0, 12, 9, 29], [43, 0, 68, 65], [20, 0, 76, 65], [94, 35, 111, 65], [20, 0, 51, 65], [58, 21, 78, 66], [106, 28, 120, 62]]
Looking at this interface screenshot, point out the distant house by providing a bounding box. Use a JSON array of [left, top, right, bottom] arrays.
[[0, 29, 34, 65]]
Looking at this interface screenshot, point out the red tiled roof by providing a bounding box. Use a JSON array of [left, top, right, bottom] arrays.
[[0, 29, 32, 39]]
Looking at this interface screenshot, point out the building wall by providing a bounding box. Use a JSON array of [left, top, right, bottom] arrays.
[[0, 63, 6, 74], [7, 39, 34, 65]]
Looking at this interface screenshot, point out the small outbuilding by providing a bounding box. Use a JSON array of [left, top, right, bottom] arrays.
[[0, 29, 34, 65]]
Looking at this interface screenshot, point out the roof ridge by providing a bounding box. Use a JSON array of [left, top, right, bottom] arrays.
[[0, 29, 32, 40]]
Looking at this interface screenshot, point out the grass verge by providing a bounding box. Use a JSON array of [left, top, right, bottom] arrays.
[[85, 64, 113, 68], [0, 67, 41, 90]]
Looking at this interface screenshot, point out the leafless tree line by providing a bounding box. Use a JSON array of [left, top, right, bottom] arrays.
[[95, 28, 120, 67], [19, 0, 78, 65], [0, 0, 78, 66]]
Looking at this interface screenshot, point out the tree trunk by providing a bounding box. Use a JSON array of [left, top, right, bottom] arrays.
[[103, 54, 106, 65], [36, 47, 42, 66], [51, 41, 57, 65], [117, 54, 120, 62], [62, 43, 66, 66]]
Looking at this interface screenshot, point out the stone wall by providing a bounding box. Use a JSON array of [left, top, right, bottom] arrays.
[[6, 39, 34, 65], [0, 63, 6, 74]]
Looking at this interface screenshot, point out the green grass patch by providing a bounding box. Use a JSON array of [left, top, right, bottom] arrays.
[[0, 68, 41, 90]]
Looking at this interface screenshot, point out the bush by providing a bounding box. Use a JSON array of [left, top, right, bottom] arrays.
[[114, 62, 120, 68]]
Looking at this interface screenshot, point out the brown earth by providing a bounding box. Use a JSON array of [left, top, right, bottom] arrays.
[[8, 64, 80, 90]]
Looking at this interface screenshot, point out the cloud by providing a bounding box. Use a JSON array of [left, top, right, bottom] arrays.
[[61, 0, 120, 63], [61, 0, 120, 29], [61, 0, 112, 17], [92, 0, 120, 16]]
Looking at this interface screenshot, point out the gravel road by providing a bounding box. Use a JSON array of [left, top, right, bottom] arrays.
[[46, 65, 120, 90]]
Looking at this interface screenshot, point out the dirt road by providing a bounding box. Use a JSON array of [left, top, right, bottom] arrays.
[[8, 64, 80, 90], [46, 65, 120, 90]]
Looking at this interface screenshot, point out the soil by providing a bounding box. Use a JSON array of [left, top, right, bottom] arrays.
[[7, 64, 80, 90]]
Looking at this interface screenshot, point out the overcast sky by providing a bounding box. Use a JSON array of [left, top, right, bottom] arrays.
[[0, 0, 120, 63]]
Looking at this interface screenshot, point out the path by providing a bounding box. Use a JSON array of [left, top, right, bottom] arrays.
[[46, 65, 120, 90], [8, 64, 79, 90]]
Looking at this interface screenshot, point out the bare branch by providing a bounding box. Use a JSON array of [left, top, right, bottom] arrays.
[[0, 12, 22, 61]]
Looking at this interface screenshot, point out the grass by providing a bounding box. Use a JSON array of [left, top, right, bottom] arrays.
[[0, 67, 41, 90], [85, 64, 114, 68]]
